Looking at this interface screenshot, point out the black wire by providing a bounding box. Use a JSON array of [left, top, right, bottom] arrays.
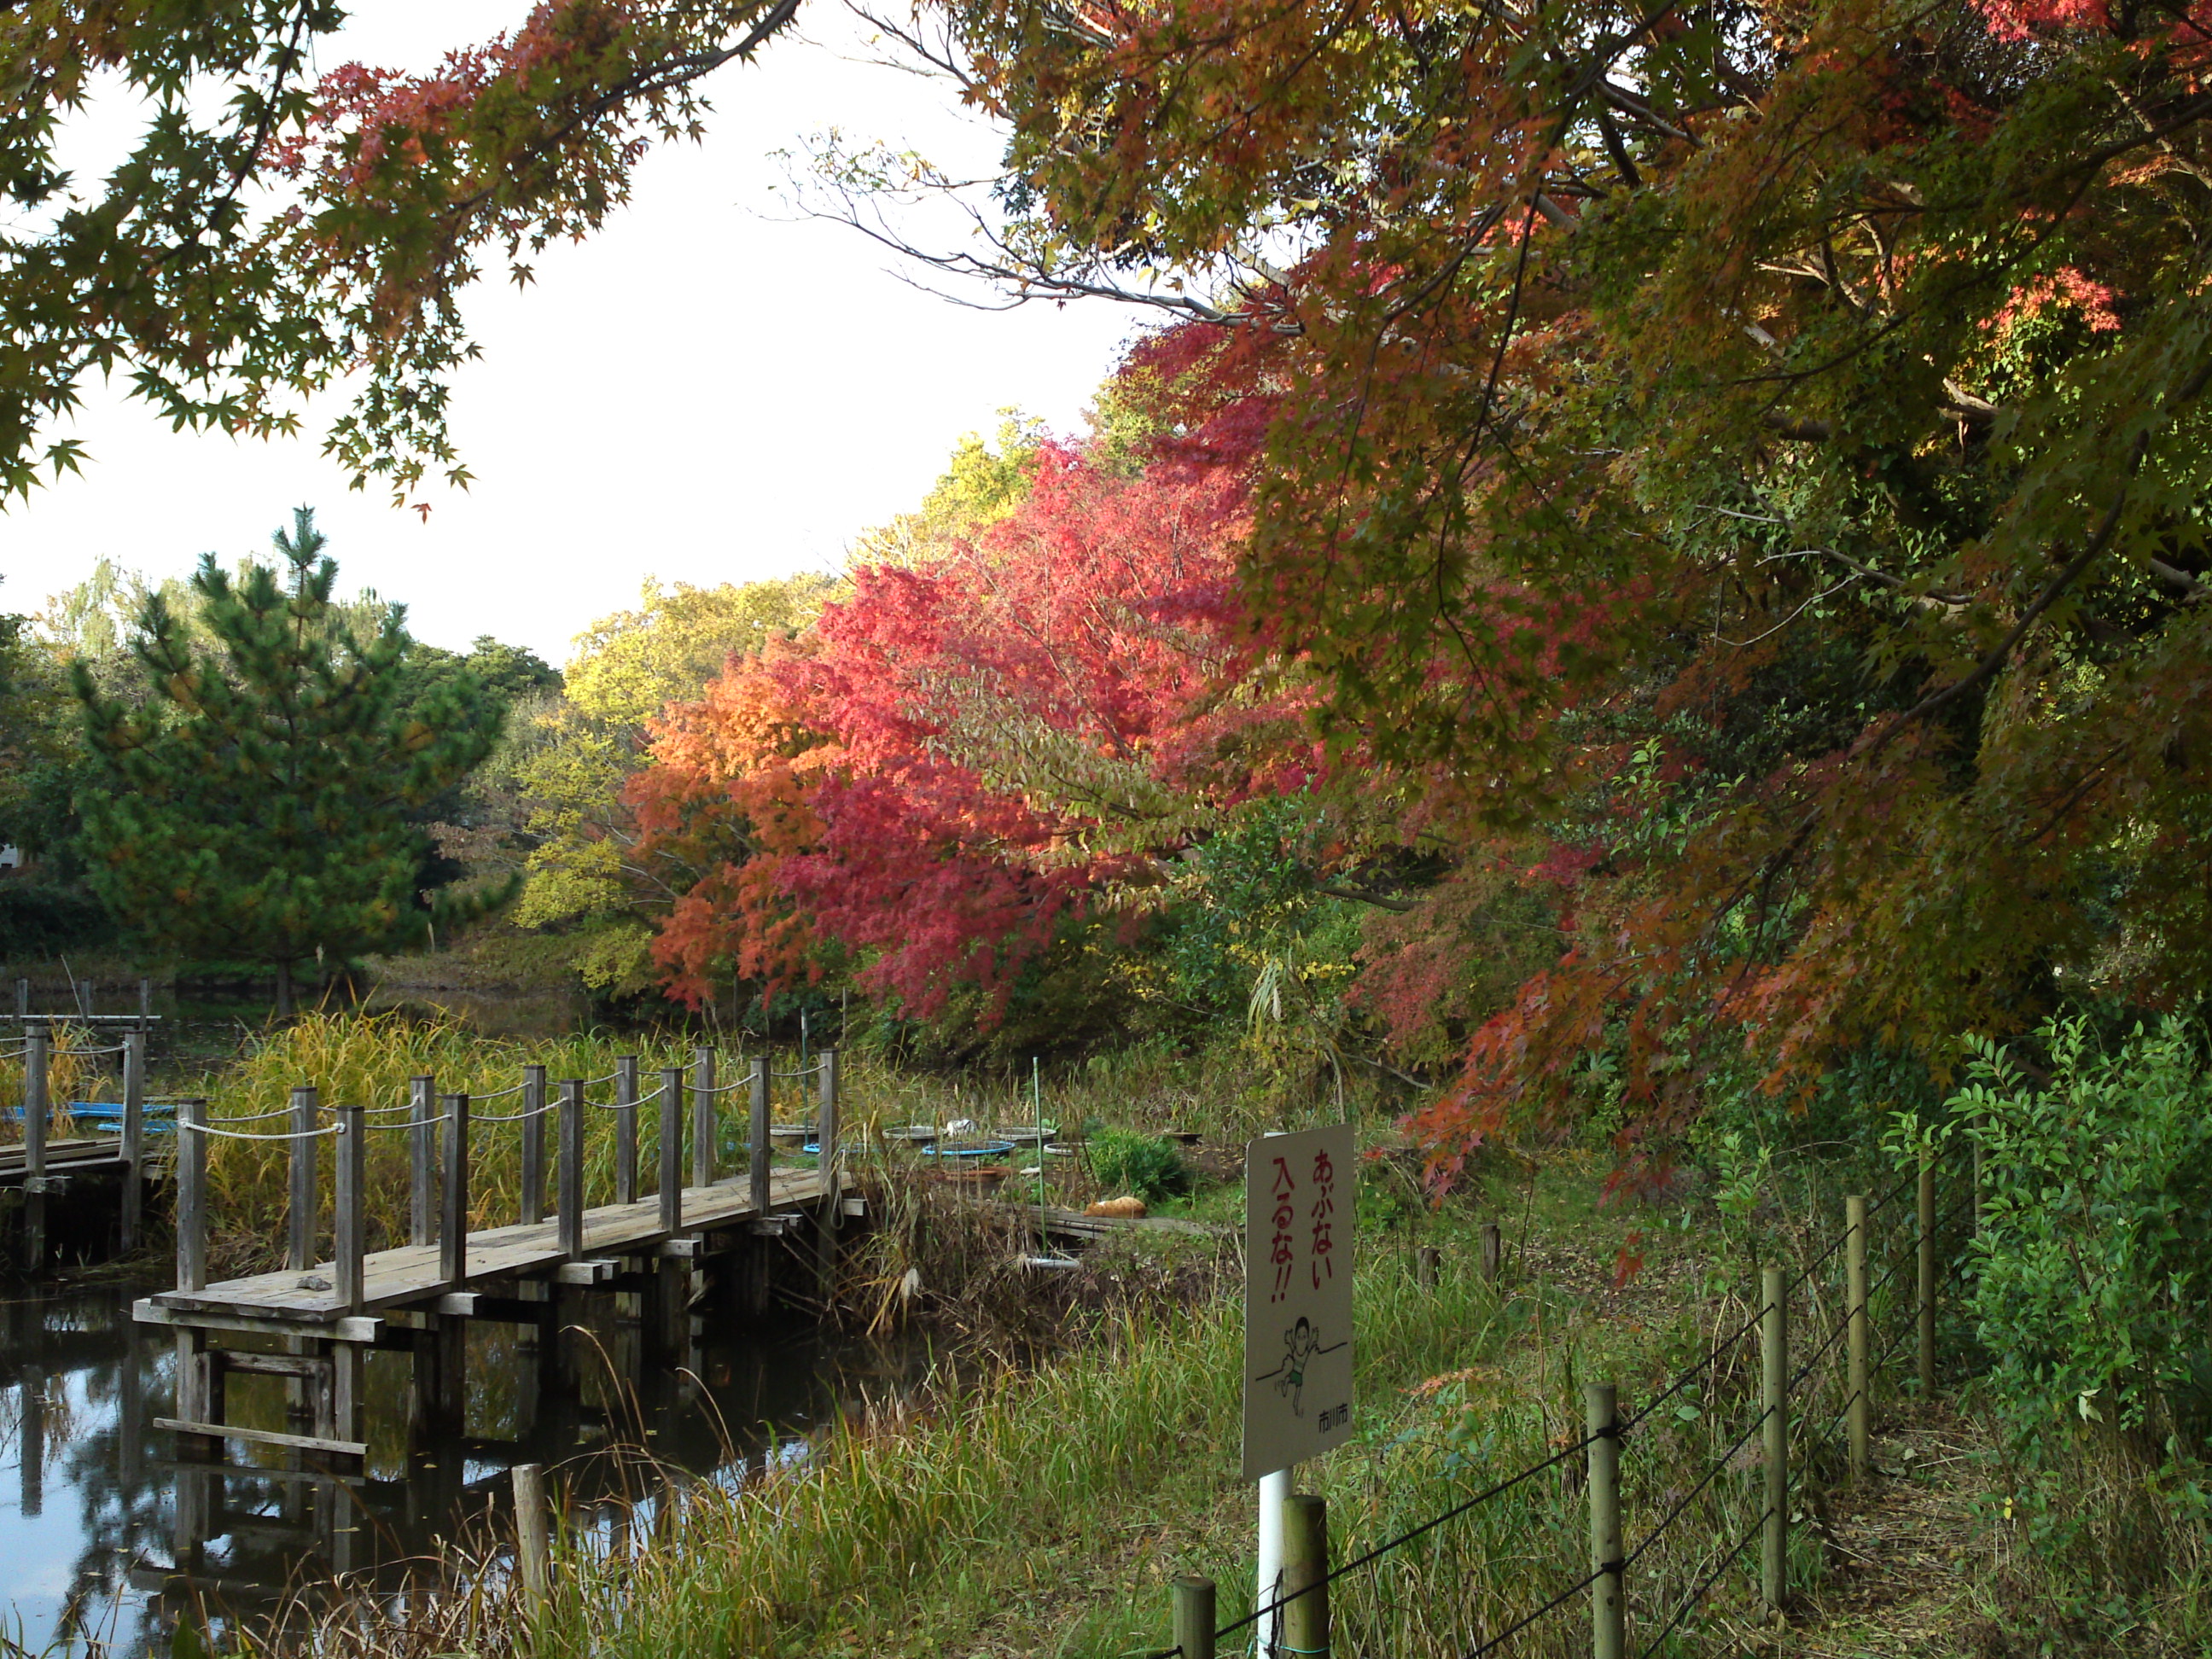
[[1780, 1224, 1853, 1298], [1461, 1564, 1607, 1658], [1620, 1310, 1764, 1434], [1213, 1431, 1604, 1642], [1631, 1509, 1769, 1659], [1620, 1405, 1772, 1569], [1865, 1167, 1916, 1217]]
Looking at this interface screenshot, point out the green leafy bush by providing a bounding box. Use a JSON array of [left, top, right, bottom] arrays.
[[1089, 1127, 1193, 1204], [1957, 1016, 2212, 1448]]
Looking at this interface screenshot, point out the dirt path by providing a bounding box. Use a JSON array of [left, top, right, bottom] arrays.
[[1791, 1400, 2000, 1657]]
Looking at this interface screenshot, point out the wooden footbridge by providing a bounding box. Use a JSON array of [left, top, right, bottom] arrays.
[[1, 1015, 165, 1263], [133, 1049, 851, 1467]]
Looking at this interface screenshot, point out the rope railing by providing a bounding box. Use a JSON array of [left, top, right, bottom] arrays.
[[473, 1097, 560, 1123], [181, 1119, 344, 1142]]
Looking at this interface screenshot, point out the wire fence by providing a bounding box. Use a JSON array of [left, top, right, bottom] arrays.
[[1154, 1150, 1976, 1659]]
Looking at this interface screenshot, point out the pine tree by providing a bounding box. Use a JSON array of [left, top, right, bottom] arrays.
[[73, 509, 510, 1016]]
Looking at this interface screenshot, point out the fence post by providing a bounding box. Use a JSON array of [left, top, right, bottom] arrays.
[[335, 1103, 364, 1312], [22, 1023, 44, 1272], [615, 1056, 639, 1206], [441, 1094, 470, 1289], [178, 1098, 207, 1293], [288, 1085, 317, 1272], [512, 1460, 551, 1611], [410, 1075, 437, 1249], [749, 1055, 771, 1214], [120, 1029, 145, 1252], [1480, 1221, 1502, 1284], [658, 1066, 685, 1230], [817, 1048, 841, 1280], [691, 1046, 717, 1190], [521, 1064, 547, 1225], [13, 978, 24, 1017], [1918, 1151, 1936, 1395], [1847, 1194, 1869, 1483], [1172, 1575, 1217, 1659], [557, 1080, 585, 1259], [1416, 1244, 1441, 1289], [1761, 1264, 1788, 1616], [1586, 1381, 1623, 1659], [1283, 1493, 1330, 1659]]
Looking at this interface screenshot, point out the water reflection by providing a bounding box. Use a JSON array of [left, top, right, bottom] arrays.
[[0, 1278, 924, 1656]]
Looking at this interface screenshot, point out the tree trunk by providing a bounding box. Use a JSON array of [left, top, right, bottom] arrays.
[[275, 958, 294, 1021]]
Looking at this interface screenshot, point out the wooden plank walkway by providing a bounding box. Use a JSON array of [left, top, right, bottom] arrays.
[[0, 1135, 131, 1184], [143, 1166, 837, 1325]]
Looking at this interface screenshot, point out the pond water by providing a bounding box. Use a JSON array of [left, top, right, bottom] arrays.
[[0, 1273, 924, 1657]]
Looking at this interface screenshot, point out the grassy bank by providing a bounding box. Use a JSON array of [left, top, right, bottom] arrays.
[[278, 1146, 1970, 1659]]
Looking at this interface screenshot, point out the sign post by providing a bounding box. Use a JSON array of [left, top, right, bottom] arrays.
[[1244, 1124, 1355, 1654]]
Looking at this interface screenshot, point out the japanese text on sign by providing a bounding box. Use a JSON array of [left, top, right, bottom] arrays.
[[1243, 1124, 1355, 1481]]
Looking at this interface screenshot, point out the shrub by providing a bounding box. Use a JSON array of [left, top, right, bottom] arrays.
[[1089, 1126, 1193, 1204]]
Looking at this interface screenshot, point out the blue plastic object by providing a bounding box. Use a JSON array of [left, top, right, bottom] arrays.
[[918, 1139, 1016, 1161]]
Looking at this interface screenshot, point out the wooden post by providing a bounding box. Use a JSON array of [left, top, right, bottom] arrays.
[[1173, 1576, 1217, 1659], [1918, 1151, 1936, 1394], [288, 1084, 317, 1272], [1586, 1382, 1623, 1659], [138, 977, 151, 1027], [1416, 1244, 1441, 1289], [335, 1103, 364, 1311], [441, 1093, 470, 1289], [691, 1046, 716, 1190], [1971, 1140, 1985, 1237], [658, 1066, 684, 1231], [748, 1055, 771, 1216], [1480, 1221, 1502, 1284], [1282, 1493, 1329, 1659], [18, 1365, 42, 1517], [521, 1065, 548, 1225], [119, 1029, 145, 1252], [410, 1074, 437, 1249], [1847, 1194, 1869, 1483], [614, 1056, 639, 1206], [21, 1024, 44, 1272], [12, 978, 24, 1017], [557, 1080, 585, 1259], [23, 1022, 46, 1166], [178, 1098, 207, 1293], [75, 978, 93, 1017], [1761, 1265, 1788, 1616], [816, 1047, 841, 1289], [512, 1460, 551, 1610]]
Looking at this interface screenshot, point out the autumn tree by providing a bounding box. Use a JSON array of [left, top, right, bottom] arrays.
[[73, 510, 510, 1015]]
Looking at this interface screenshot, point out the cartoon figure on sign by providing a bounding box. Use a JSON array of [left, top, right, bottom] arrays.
[[1253, 1317, 1348, 1417]]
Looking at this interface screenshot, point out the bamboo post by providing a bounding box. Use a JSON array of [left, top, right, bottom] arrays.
[[1416, 1244, 1441, 1289], [1847, 1194, 1869, 1483], [512, 1460, 551, 1610], [1761, 1265, 1788, 1616], [656, 1065, 685, 1231], [1282, 1493, 1330, 1659], [691, 1046, 716, 1190], [178, 1098, 207, 1293], [614, 1055, 639, 1206], [557, 1080, 585, 1259], [21, 1023, 44, 1272], [410, 1074, 437, 1249], [748, 1055, 771, 1215], [521, 1065, 547, 1225], [1586, 1382, 1624, 1659], [288, 1084, 317, 1272], [1918, 1151, 1936, 1394], [119, 1029, 145, 1252], [335, 1103, 364, 1312], [1480, 1221, 1502, 1284], [440, 1093, 470, 1289], [1172, 1575, 1217, 1659]]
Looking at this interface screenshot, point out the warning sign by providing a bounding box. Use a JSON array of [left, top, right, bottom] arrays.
[[1242, 1123, 1355, 1481]]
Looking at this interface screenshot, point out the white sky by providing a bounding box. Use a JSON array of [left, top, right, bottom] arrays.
[[0, 3, 1133, 665]]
